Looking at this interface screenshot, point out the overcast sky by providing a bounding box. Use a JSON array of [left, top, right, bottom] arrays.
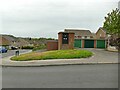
[[0, 0, 119, 38]]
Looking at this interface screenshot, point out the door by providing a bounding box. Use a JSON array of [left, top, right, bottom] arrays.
[[62, 33, 69, 44], [97, 40, 105, 48], [84, 40, 94, 48], [74, 39, 81, 48]]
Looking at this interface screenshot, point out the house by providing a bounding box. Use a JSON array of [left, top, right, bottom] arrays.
[[64, 28, 106, 48], [0, 35, 31, 49], [14, 38, 31, 48], [0, 36, 10, 49], [1, 35, 17, 47], [64, 29, 94, 39], [23, 38, 47, 46], [95, 27, 107, 39]]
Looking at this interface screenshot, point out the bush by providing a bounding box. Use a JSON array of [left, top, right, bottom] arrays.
[[32, 44, 46, 51], [22, 46, 34, 49]]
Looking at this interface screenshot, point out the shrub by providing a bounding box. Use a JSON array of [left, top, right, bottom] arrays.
[[32, 44, 46, 51], [22, 46, 34, 49]]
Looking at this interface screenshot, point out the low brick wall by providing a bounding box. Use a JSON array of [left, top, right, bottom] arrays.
[[47, 40, 58, 51]]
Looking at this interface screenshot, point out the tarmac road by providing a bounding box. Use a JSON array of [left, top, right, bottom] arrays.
[[1, 49, 31, 58], [2, 64, 118, 88]]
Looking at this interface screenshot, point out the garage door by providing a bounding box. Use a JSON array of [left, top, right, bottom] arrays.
[[84, 40, 94, 48], [74, 39, 81, 48], [97, 40, 105, 48]]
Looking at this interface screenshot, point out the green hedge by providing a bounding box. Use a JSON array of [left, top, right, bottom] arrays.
[[32, 44, 46, 51], [22, 46, 34, 49]]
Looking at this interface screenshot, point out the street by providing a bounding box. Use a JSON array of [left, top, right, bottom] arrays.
[[1, 50, 31, 58], [2, 64, 118, 88]]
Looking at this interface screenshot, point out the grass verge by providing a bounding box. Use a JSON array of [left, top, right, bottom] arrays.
[[11, 49, 93, 61]]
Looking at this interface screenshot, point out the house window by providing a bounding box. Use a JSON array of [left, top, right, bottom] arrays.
[[85, 36, 87, 38], [12, 41, 16, 44], [78, 36, 81, 38], [90, 36, 93, 38], [87, 36, 90, 39], [62, 33, 69, 44], [82, 36, 85, 39]]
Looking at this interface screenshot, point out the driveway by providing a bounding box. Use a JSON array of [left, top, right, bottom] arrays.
[[79, 48, 118, 63], [1, 48, 118, 66]]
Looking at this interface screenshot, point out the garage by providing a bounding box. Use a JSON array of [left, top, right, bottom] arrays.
[[74, 39, 106, 48], [84, 40, 94, 48], [97, 40, 106, 48], [74, 39, 81, 48]]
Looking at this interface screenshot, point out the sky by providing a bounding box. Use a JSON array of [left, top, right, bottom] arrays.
[[0, 0, 119, 38]]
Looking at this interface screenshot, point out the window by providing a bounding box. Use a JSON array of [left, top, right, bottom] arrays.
[[85, 36, 87, 38], [62, 33, 69, 44], [75, 36, 77, 38], [78, 36, 81, 38], [82, 36, 85, 39], [87, 36, 90, 39], [90, 36, 93, 38]]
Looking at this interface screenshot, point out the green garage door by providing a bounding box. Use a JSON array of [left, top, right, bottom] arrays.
[[97, 40, 105, 48], [84, 40, 94, 48], [74, 39, 81, 48]]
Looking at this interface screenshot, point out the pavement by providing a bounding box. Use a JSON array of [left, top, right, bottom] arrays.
[[0, 48, 119, 67]]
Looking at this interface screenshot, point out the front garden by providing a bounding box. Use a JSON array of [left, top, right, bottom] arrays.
[[11, 49, 93, 61]]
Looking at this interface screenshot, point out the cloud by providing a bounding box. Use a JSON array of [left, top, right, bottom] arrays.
[[0, 0, 119, 38]]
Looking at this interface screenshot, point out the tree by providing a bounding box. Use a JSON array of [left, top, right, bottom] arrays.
[[103, 8, 120, 49]]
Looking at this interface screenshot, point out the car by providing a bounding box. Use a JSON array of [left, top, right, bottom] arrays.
[[0, 46, 8, 53], [11, 46, 18, 50]]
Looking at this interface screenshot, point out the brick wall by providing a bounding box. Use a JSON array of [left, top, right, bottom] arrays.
[[82, 39, 84, 48], [94, 40, 96, 48], [47, 40, 58, 51], [96, 29, 106, 39], [58, 32, 74, 50]]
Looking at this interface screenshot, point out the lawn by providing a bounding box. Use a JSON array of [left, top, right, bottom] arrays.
[[11, 49, 93, 61]]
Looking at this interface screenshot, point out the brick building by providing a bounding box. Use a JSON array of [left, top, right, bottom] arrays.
[[58, 32, 74, 50], [47, 28, 107, 51], [64, 28, 106, 48], [95, 27, 107, 39]]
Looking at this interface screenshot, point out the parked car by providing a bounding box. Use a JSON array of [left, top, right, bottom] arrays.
[[11, 46, 18, 50], [0, 46, 8, 53]]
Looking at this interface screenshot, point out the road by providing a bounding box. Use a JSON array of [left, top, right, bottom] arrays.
[[1, 49, 31, 58], [2, 64, 118, 88]]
